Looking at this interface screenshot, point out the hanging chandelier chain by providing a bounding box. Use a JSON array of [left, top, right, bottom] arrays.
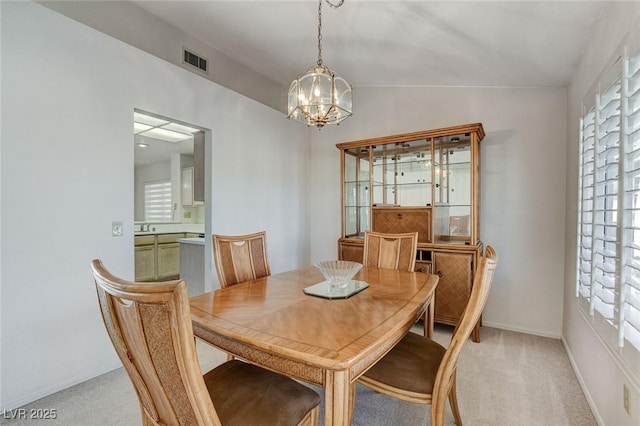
[[317, 0, 323, 66], [317, 0, 345, 67]]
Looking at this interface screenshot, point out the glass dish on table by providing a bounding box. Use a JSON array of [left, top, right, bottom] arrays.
[[305, 260, 368, 299]]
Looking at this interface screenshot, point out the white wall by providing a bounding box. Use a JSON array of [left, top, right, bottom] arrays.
[[564, 2, 640, 425], [0, 1, 309, 409], [309, 85, 568, 338], [36, 0, 284, 111]]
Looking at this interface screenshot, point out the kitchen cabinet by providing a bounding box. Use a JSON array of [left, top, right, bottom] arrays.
[[181, 131, 205, 207], [336, 123, 486, 341], [179, 237, 206, 296], [134, 235, 156, 281], [182, 166, 204, 207], [156, 234, 183, 279], [193, 131, 205, 203], [134, 233, 185, 281], [182, 167, 195, 206]]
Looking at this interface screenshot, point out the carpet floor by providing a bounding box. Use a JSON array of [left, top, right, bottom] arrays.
[[1, 326, 596, 425]]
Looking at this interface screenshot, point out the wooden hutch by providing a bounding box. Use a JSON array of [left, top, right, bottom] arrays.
[[337, 123, 486, 342]]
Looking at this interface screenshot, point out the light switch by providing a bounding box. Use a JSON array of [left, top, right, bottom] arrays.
[[112, 221, 123, 237]]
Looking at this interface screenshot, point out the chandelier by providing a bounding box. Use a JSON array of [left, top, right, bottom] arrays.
[[287, 0, 353, 129]]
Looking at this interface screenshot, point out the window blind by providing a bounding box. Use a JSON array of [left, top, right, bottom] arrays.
[[144, 180, 172, 222]]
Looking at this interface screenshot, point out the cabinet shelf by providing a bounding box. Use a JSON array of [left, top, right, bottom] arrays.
[[373, 182, 432, 188]]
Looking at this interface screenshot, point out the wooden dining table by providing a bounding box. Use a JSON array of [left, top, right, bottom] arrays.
[[190, 265, 438, 426]]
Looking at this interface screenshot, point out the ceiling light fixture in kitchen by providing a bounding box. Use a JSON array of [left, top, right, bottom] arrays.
[[287, 0, 352, 129], [133, 112, 199, 143]]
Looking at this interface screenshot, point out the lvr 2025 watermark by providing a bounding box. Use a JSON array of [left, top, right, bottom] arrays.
[[2, 408, 57, 420]]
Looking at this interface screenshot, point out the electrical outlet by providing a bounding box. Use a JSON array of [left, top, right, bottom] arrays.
[[623, 384, 630, 415], [184, 211, 192, 219], [112, 221, 123, 237]]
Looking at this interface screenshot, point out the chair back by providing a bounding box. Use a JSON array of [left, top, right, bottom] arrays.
[[92, 260, 221, 426], [363, 231, 418, 271], [431, 246, 498, 425], [212, 231, 271, 288]]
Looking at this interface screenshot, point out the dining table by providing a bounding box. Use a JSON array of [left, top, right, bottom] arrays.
[[189, 265, 438, 426]]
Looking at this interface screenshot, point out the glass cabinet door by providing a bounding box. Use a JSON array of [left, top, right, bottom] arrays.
[[344, 146, 371, 237], [433, 133, 472, 244], [372, 139, 432, 206]]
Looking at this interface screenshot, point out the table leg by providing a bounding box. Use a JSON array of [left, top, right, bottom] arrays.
[[348, 382, 356, 425], [324, 370, 351, 425], [424, 296, 435, 338]]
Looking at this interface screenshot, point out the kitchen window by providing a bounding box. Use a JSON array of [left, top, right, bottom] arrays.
[[577, 47, 640, 381], [144, 179, 172, 222]]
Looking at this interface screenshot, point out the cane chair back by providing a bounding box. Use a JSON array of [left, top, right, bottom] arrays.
[[363, 231, 418, 271], [212, 231, 270, 288], [92, 260, 319, 426]]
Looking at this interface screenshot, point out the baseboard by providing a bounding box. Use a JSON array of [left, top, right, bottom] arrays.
[[481, 320, 562, 339], [1, 362, 121, 412], [561, 337, 606, 426]]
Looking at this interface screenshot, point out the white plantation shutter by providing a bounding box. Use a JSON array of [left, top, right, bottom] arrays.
[[577, 49, 640, 358], [577, 107, 595, 300], [144, 180, 172, 222], [591, 78, 621, 322], [621, 51, 640, 350]]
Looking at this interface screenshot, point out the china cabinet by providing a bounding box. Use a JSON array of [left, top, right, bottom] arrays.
[[337, 123, 486, 341]]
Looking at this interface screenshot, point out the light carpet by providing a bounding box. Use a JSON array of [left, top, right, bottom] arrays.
[[0, 326, 596, 425]]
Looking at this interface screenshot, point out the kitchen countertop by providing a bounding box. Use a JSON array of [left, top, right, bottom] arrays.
[[177, 237, 206, 246], [134, 229, 204, 236], [134, 231, 190, 236]]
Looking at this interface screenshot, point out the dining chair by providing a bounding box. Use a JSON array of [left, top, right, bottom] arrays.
[[362, 230, 434, 336], [362, 231, 435, 337], [212, 231, 271, 288], [92, 260, 320, 426], [357, 245, 498, 426], [363, 230, 419, 271]]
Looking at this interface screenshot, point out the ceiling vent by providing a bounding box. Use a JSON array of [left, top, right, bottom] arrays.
[[183, 48, 208, 73]]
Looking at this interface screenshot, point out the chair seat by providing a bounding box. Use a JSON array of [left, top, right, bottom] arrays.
[[205, 360, 321, 426], [362, 331, 446, 395]]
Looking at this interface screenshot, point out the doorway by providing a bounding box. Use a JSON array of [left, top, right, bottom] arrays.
[[133, 109, 208, 296]]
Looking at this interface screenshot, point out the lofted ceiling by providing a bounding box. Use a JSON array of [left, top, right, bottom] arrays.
[[132, 0, 605, 89]]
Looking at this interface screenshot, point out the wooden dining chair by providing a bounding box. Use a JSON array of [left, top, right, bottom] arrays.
[[363, 230, 418, 271], [92, 260, 320, 426], [362, 230, 435, 336], [212, 231, 271, 288], [358, 245, 498, 426]]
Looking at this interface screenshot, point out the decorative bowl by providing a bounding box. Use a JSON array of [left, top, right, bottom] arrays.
[[314, 260, 363, 290]]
